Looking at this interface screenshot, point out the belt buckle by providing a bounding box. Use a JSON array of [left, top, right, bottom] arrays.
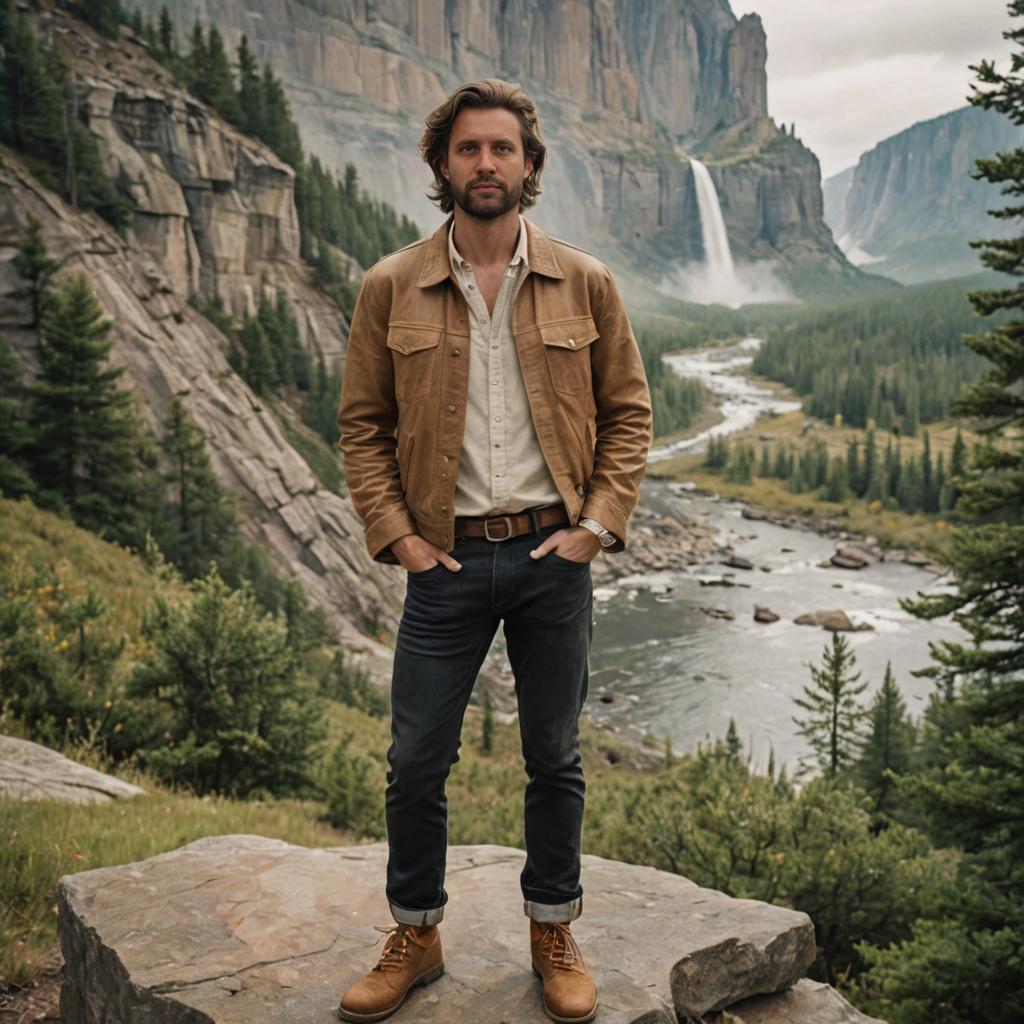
[[483, 515, 514, 541]]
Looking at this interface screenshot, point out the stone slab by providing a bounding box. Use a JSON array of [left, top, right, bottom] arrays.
[[0, 735, 145, 804], [722, 978, 887, 1023], [58, 835, 815, 1023]]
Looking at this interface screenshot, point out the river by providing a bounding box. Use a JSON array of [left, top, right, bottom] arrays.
[[584, 337, 965, 772]]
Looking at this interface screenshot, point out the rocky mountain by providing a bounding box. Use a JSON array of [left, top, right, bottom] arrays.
[[824, 104, 1024, 284], [0, 9, 403, 679], [137, 0, 863, 296]]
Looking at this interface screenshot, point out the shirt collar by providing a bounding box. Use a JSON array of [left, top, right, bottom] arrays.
[[447, 213, 529, 277]]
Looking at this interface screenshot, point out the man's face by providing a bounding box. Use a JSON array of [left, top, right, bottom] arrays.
[[440, 106, 534, 220]]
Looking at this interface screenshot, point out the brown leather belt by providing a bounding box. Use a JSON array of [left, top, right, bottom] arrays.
[[453, 501, 570, 542]]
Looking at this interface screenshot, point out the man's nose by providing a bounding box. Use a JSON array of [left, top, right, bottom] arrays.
[[476, 146, 497, 173]]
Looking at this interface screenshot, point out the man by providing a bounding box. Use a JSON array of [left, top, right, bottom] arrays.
[[335, 78, 652, 1023]]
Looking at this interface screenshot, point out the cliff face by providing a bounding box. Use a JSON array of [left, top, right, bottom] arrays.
[[825, 105, 1024, 284], [1, 11, 403, 672], [139, 0, 849, 283]]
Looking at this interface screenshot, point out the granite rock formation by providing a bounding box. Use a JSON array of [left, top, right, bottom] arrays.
[[57, 834, 824, 1023], [0, 735, 145, 804], [824, 104, 1024, 284], [136, 0, 857, 288]]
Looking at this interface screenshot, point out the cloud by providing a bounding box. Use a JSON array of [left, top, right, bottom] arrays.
[[733, 0, 1017, 177]]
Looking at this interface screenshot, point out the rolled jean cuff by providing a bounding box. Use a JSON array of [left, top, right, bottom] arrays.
[[523, 895, 582, 923], [389, 900, 444, 926]]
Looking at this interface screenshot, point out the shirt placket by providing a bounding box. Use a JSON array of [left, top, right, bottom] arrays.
[[458, 258, 524, 510]]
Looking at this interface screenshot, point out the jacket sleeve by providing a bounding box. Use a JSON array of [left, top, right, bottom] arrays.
[[336, 268, 415, 565], [580, 264, 653, 552]]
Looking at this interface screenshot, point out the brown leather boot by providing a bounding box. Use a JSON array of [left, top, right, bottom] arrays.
[[530, 920, 598, 1023], [337, 922, 444, 1022]]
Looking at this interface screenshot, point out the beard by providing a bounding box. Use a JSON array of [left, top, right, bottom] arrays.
[[450, 175, 523, 220]]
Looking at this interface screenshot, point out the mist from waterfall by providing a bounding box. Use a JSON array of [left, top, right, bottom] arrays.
[[659, 157, 796, 308]]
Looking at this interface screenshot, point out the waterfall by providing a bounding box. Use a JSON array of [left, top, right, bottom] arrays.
[[689, 158, 738, 288], [658, 154, 796, 308]]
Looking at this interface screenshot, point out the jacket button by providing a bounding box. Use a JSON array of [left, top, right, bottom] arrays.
[[569, 338, 576, 347], [452, 347, 461, 356], [576, 485, 585, 495], [447, 404, 456, 412], [441, 505, 449, 512], [441, 473, 448, 479]]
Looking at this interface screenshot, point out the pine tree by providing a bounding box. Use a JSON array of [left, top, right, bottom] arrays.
[[11, 215, 60, 341], [202, 27, 241, 123], [68, 0, 124, 38], [792, 632, 869, 777], [0, 335, 35, 498], [862, 10, 1024, 1019], [921, 430, 935, 512], [157, 395, 239, 579], [25, 273, 143, 545], [857, 662, 916, 819], [157, 5, 176, 59], [236, 34, 263, 135]]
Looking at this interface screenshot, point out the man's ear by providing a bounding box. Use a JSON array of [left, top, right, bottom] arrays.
[[524, 154, 534, 179], [439, 156, 449, 181]]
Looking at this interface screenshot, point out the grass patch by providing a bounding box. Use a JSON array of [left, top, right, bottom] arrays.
[[0, 750, 352, 987]]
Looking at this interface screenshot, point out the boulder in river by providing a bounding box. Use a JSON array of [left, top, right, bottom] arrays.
[[754, 606, 780, 623], [793, 610, 874, 632], [722, 554, 755, 570], [58, 835, 818, 1023], [702, 606, 736, 621]]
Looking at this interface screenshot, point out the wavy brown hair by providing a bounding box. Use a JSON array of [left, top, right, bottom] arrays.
[[419, 78, 546, 213]]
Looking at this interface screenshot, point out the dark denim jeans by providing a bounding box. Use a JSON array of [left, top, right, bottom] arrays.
[[384, 518, 593, 926]]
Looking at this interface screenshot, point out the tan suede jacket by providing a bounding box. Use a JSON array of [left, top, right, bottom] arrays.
[[336, 215, 653, 565]]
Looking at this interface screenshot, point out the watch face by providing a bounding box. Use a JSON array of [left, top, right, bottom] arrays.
[[599, 533, 616, 547]]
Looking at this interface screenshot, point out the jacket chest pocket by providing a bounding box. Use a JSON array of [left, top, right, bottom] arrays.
[[539, 316, 599, 395], [386, 325, 443, 403]]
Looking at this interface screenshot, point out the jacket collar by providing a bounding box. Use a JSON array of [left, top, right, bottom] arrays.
[[415, 213, 565, 287]]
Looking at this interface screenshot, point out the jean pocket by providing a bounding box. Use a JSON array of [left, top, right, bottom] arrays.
[[548, 551, 591, 568], [407, 561, 445, 578]]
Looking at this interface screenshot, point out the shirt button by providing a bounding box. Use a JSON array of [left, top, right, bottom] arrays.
[[468, 283, 475, 290], [495, 443, 501, 448], [494, 416, 502, 422], [479, 318, 487, 325], [491, 380, 498, 385], [447, 404, 456, 412]]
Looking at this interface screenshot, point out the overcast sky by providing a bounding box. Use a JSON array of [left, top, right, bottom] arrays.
[[732, 0, 1017, 180]]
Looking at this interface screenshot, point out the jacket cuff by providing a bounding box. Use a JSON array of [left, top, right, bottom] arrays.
[[366, 507, 418, 565], [579, 496, 628, 552]]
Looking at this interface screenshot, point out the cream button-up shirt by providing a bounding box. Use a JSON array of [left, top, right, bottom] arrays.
[[447, 216, 564, 518]]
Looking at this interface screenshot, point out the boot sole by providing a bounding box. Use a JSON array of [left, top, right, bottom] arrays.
[[531, 965, 599, 1023], [337, 961, 445, 1022]]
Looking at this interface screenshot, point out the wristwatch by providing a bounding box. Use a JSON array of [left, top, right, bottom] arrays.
[[579, 518, 617, 548]]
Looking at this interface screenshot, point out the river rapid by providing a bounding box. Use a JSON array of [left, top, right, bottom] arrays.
[[584, 337, 965, 771]]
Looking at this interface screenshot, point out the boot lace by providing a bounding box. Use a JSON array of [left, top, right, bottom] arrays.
[[371, 923, 416, 972], [539, 922, 582, 971]]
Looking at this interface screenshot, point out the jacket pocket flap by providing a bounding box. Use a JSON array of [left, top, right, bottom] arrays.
[[539, 317, 599, 350], [386, 326, 443, 355]]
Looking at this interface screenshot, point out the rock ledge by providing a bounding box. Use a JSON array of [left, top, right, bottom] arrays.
[[58, 835, 818, 1023]]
